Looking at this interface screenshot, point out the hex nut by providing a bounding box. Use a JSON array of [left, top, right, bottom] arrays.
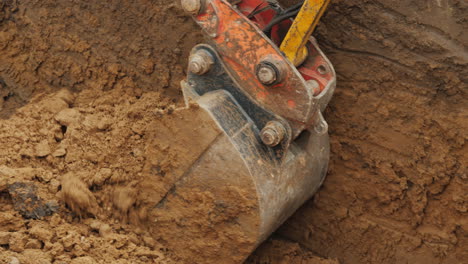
[[256, 59, 286, 86], [256, 64, 277, 85], [181, 0, 203, 15], [260, 121, 286, 147], [188, 50, 214, 75]]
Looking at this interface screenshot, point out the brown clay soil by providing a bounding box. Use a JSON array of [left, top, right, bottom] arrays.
[[0, 0, 467, 263]]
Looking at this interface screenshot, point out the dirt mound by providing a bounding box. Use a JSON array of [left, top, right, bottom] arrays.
[[0, 0, 196, 262]]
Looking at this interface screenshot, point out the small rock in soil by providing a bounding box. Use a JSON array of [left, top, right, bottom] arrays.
[[0, 231, 11, 245], [55, 89, 75, 105], [9, 257, 20, 264], [35, 140, 51, 157], [52, 148, 67, 157], [9, 232, 26, 253], [8, 182, 58, 219], [28, 226, 53, 242], [24, 239, 42, 249], [54, 108, 81, 127]]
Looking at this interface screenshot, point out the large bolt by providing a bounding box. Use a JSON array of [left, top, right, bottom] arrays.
[[260, 121, 286, 147], [256, 64, 277, 85], [188, 50, 214, 75], [256, 60, 285, 86], [257, 62, 278, 85], [181, 0, 203, 15]]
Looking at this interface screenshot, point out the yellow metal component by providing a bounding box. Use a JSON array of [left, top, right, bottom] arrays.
[[280, 0, 330, 66]]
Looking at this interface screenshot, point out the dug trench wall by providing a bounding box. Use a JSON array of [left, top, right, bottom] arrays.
[[273, 0, 467, 263], [0, 0, 466, 263]]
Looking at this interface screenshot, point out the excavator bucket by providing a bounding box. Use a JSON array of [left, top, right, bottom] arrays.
[[145, 1, 336, 263]]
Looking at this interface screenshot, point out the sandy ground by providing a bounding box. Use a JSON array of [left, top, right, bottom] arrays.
[[0, 0, 466, 263], [277, 1, 467, 263]]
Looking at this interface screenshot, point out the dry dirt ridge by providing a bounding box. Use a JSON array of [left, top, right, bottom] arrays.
[[0, 0, 467, 264]]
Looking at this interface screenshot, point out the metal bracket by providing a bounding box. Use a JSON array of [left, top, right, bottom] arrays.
[[184, 44, 292, 160], [182, 0, 336, 149]]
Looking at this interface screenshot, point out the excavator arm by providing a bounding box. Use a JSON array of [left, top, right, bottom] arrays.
[[148, 1, 336, 262], [280, 0, 331, 66]]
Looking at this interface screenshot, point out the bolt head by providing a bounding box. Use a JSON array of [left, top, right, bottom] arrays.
[[306, 79, 321, 96], [181, 0, 202, 15], [261, 128, 278, 146], [256, 65, 277, 85], [189, 61, 202, 74], [188, 50, 214, 75], [260, 121, 286, 147]]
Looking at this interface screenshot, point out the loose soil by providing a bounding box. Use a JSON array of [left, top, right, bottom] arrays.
[[0, 0, 466, 264]]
